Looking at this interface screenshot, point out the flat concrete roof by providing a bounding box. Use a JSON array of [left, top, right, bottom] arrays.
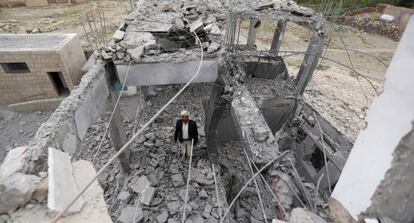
[[0, 33, 77, 51]]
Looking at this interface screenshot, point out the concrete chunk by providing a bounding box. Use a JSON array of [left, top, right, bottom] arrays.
[[171, 173, 185, 187], [167, 201, 181, 214], [47, 147, 84, 214], [128, 46, 145, 62], [112, 30, 125, 41], [119, 206, 143, 223], [141, 186, 156, 206], [131, 175, 151, 193], [0, 173, 40, 213], [157, 210, 169, 223], [189, 19, 204, 33], [289, 208, 327, 223]]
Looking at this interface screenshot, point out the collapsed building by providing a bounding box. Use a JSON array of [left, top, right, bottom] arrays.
[[0, 0, 413, 223]]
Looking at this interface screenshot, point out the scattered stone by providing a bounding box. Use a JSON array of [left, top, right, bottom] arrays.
[[0, 146, 32, 178], [148, 174, 158, 186], [151, 197, 163, 206], [167, 201, 181, 214], [189, 19, 204, 33], [171, 174, 185, 187], [101, 51, 112, 60], [131, 175, 151, 194], [31, 177, 48, 202], [141, 186, 156, 206], [189, 214, 204, 223], [168, 219, 179, 223], [121, 31, 155, 49], [149, 159, 159, 168], [128, 46, 145, 62], [199, 189, 208, 198], [203, 204, 212, 218], [157, 210, 169, 223], [112, 30, 125, 41], [206, 216, 219, 223], [0, 173, 40, 213], [117, 191, 132, 203], [210, 25, 221, 35], [191, 168, 214, 185], [205, 15, 216, 25], [118, 206, 143, 223], [289, 208, 327, 223], [207, 42, 220, 53], [144, 39, 158, 51], [179, 187, 196, 201], [175, 18, 185, 30]]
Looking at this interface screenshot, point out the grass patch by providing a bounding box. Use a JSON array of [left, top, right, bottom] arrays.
[[317, 64, 330, 71], [55, 5, 87, 18]]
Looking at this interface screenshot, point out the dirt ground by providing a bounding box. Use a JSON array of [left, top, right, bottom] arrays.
[[0, 0, 130, 48], [0, 3, 399, 142], [0, 106, 53, 163]]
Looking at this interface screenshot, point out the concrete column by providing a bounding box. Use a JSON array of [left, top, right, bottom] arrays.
[[269, 20, 287, 55], [247, 19, 259, 49], [105, 62, 130, 173], [295, 35, 325, 95]]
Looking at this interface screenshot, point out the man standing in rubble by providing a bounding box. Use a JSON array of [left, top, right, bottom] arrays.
[[174, 110, 198, 160]]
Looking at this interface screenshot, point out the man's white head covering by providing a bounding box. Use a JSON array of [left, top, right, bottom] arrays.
[[180, 110, 189, 117]]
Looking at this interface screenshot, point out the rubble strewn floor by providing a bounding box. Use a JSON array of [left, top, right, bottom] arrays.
[[0, 106, 53, 164], [74, 84, 235, 222]]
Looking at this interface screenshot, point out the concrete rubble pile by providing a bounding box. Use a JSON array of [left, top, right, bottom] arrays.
[[0, 0, 360, 223]]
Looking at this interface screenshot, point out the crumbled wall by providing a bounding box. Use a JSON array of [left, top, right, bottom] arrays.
[[364, 123, 414, 222]]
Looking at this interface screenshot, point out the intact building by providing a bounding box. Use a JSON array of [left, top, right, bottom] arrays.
[[0, 33, 86, 104]]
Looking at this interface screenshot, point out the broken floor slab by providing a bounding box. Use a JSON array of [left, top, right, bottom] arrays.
[[231, 86, 279, 164], [8, 160, 111, 222], [116, 60, 218, 86]]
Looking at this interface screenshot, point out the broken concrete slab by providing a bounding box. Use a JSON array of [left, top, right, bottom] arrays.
[[47, 147, 84, 214], [121, 31, 155, 49], [117, 191, 132, 203], [71, 160, 112, 222], [112, 30, 126, 41], [191, 168, 214, 185], [289, 208, 327, 223], [171, 173, 185, 187], [157, 210, 169, 223], [141, 186, 155, 206], [210, 25, 221, 35], [128, 46, 145, 62], [118, 206, 143, 223], [116, 60, 218, 86], [189, 19, 204, 33], [231, 87, 279, 164], [0, 146, 32, 178], [74, 75, 109, 140], [207, 42, 220, 53], [167, 201, 181, 214], [0, 173, 40, 213], [131, 175, 151, 193]]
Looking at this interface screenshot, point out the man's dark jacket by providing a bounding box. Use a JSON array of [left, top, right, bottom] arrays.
[[174, 119, 198, 145]]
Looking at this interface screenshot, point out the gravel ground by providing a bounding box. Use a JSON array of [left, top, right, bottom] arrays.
[[0, 106, 53, 164]]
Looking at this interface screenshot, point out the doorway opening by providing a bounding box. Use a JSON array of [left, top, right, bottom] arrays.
[[47, 72, 69, 96]]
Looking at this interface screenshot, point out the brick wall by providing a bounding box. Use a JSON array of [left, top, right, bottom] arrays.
[[59, 35, 87, 88], [0, 34, 86, 104]]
